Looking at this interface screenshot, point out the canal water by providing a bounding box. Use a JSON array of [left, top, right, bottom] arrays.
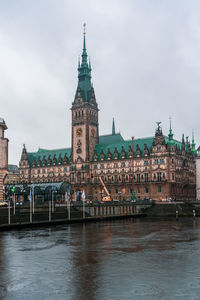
[[0, 218, 200, 300]]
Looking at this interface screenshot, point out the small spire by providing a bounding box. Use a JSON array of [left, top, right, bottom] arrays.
[[112, 118, 116, 135], [191, 130, 196, 153], [168, 116, 173, 140], [182, 134, 185, 144], [21, 144, 27, 160]]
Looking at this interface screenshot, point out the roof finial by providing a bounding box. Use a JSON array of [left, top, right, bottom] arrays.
[[156, 121, 161, 131], [83, 23, 86, 35], [83, 23, 86, 51], [81, 23, 88, 67]]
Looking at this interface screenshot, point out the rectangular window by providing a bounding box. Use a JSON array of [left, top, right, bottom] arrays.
[[115, 188, 118, 194], [100, 164, 104, 169], [158, 186, 162, 193], [172, 173, 175, 180], [160, 159, 164, 164], [157, 172, 162, 182], [94, 165, 97, 170], [144, 160, 149, 166], [121, 162, 125, 168], [144, 173, 149, 182], [145, 187, 149, 193], [136, 174, 140, 182], [154, 159, 159, 164]]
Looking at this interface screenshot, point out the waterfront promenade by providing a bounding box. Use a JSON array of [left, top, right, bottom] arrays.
[[0, 202, 148, 230], [0, 201, 199, 230]]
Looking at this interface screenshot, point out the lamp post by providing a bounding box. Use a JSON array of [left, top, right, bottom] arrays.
[[32, 184, 35, 214], [67, 191, 70, 220], [51, 187, 54, 213], [82, 190, 86, 218], [118, 191, 122, 202]]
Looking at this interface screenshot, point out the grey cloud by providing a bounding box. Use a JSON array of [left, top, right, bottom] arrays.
[[0, 0, 200, 164]]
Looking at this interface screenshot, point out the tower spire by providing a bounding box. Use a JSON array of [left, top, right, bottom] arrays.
[[112, 118, 116, 135], [76, 23, 92, 102]]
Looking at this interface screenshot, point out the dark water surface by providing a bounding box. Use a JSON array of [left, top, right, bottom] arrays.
[[0, 218, 200, 300]]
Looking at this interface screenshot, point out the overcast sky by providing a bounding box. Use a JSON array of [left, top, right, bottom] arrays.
[[1, 0, 200, 165]]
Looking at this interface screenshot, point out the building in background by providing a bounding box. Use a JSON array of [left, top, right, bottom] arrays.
[[196, 147, 200, 200], [0, 118, 8, 202], [18, 29, 197, 202], [4, 165, 19, 185]]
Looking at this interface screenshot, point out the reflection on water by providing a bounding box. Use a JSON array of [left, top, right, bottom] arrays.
[[0, 218, 200, 299]]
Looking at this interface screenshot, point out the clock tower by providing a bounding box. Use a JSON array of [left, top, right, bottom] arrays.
[[71, 25, 99, 163]]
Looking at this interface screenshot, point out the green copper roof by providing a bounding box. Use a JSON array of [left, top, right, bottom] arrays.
[[94, 137, 154, 160], [25, 132, 195, 166], [27, 148, 71, 167], [99, 133, 124, 144], [94, 134, 194, 161]]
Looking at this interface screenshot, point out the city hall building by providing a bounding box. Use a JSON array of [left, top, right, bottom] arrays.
[[18, 30, 196, 202]]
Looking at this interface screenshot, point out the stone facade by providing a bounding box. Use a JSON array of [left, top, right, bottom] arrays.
[[196, 147, 200, 199], [0, 118, 8, 201], [18, 32, 196, 202]]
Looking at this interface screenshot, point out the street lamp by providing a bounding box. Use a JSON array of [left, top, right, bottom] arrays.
[[118, 191, 122, 202]]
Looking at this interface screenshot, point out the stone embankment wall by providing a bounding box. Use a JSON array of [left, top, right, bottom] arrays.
[[0, 203, 143, 228], [146, 203, 200, 217]]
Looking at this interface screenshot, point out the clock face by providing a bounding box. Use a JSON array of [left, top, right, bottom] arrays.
[[76, 127, 82, 137], [91, 128, 95, 137]]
